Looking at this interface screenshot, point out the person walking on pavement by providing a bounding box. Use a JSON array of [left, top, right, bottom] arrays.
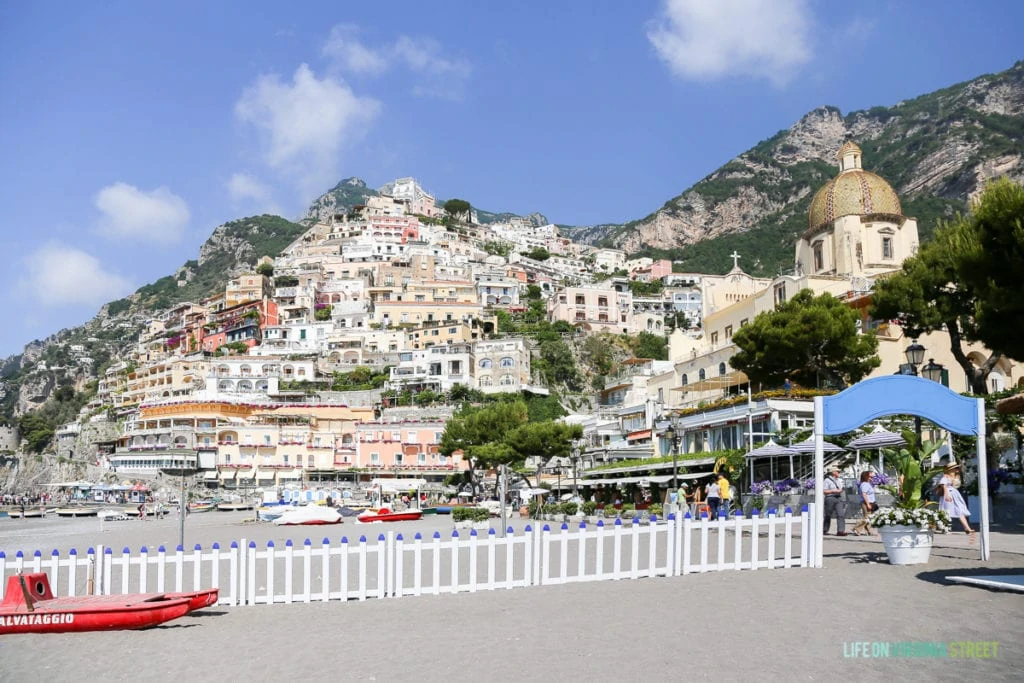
[[716, 472, 732, 516], [823, 466, 848, 536]]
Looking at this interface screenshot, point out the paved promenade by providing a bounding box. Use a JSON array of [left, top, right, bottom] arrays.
[[1, 518, 1022, 681]]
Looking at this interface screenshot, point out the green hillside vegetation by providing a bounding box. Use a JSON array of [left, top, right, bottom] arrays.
[[132, 214, 307, 311], [580, 61, 1024, 267]]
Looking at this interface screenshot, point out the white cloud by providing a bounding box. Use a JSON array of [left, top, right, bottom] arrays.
[[22, 243, 132, 307], [94, 182, 190, 243], [647, 0, 813, 85], [227, 172, 271, 203], [322, 24, 389, 75], [235, 64, 381, 195], [321, 26, 471, 99]]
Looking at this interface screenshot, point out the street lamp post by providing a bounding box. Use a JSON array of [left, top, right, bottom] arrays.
[[904, 341, 927, 441], [664, 425, 680, 490]]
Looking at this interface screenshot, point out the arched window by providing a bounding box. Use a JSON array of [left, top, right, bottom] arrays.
[[698, 369, 706, 381], [500, 374, 515, 386], [719, 362, 727, 376], [238, 380, 253, 392], [500, 357, 515, 367], [681, 374, 688, 386], [479, 376, 493, 386], [478, 358, 492, 369]]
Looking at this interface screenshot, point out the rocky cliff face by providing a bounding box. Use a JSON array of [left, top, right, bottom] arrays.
[[303, 177, 380, 225], [569, 61, 1024, 273]]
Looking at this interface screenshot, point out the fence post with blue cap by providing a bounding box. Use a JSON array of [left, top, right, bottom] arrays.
[[613, 518, 623, 580], [783, 508, 794, 568], [282, 539, 295, 604], [646, 514, 658, 578], [577, 519, 587, 582], [394, 532, 405, 599], [750, 508, 760, 571], [357, 535, 369, 601], [320, 537, 331, 603], [595, 519, 606, 581], [247, 540, 257, 606], [431, 531, 442, 596], [486, 527, 496, 591], [682, 510, 694, 575], [558, 522, 569, 585], [340, 537, 350, 602], [629, 515, 641, 580], [104, 546, 114, 595], [800, 504, 811, 568], [766, 508, 778, 570], [413, 532, 423, 597], [504, 527, 515, 589], [380, 533, 390, 600], [155, 545, 167, 593], [449, 529, 460, 594], [733, 509, 744, 571], [267, 540, 278, 606], [468, 528, 479, 593]]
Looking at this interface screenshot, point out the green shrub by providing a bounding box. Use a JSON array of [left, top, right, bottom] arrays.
[[560, 502, 578, 516], [582, 501, 597, 516], [452, 507, 490, 523], [649, 503, 663, 516]]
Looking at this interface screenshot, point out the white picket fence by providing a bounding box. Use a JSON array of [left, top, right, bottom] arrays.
[[0, 506, 816, 607]]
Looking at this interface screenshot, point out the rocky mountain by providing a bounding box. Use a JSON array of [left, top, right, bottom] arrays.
[[564, 60, 1024, 276], [302, 177, 380, 225]]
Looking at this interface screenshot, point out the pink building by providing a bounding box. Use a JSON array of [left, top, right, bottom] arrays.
[[547, 286, 634, 333], [353, 419, 466, 476], [631, 259, 672, 282]]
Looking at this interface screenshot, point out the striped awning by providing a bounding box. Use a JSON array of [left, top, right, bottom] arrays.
[[847, 426, 906, 450]]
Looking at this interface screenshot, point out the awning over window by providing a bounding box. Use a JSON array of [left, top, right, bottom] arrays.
[[236, 468, 257, 480], [278, 469, 301, 479], [202, 471, 219, 480], [219, 470, 236, 481]]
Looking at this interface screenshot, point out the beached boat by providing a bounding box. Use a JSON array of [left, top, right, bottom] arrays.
[[55, 507, 99, 518], [7, 507, 47, 519], [256, 505, 292, 522], [216, 501, 254, 512], [0, 573, 201, 634], [272, 506, 342, 526], [97, 509, 130, 521], [356, 507, 423, 523], [188, 502, 217, 513]]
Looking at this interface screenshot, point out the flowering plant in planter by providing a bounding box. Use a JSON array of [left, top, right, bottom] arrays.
[[750, 480, 774, 495], [802, 478, 815, 491], [870, 473, 890, 487], [869, 506, 950, 531], [774, 478, 801, 494]]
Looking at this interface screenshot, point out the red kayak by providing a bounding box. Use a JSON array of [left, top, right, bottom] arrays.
[[356, 507, 423, 523], [0, 573, 217, 634]]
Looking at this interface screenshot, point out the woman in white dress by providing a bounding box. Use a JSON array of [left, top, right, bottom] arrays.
[[937, 463, 975, 544]]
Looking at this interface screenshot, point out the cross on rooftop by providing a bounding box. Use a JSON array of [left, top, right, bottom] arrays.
[[730, 251, 741, 269]]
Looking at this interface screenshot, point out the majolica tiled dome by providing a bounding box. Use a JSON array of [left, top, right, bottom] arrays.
[[806, 142, 902, 235]]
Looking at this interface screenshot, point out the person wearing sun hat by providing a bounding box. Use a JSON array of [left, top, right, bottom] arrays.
[[936, 462, 975, 544]]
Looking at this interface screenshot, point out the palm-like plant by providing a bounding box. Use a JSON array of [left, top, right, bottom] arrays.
[[879, 429, 945, 510]]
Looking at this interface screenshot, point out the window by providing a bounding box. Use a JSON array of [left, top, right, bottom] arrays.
[[407, 432, 417, 443], [478, 358, 493, 369], [725, 325, 733, 340], [774, 283, 787, 306], [711, 332, 719, 345], [575, 295, 586, 305], [500, 357, 515, 367], [698, 369, 706, 381], [813, 242, 824, 272], [264, 435, 271, 445], [307, 454, 314, 467], [882, 236, 893, 260], [576, 312, 585, 321], [370, 452, 380, 464], [719, 362, 727, 376], [500, 374, 515, 386], [740, 318, 748, 328], [681, 374, 688, 385], [391, 431, 401, 442], [598, 314, 608, 322], [598, 297, 608, 307]]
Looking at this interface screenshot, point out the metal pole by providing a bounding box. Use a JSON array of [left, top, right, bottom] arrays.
[[499, 464, 507, 538]]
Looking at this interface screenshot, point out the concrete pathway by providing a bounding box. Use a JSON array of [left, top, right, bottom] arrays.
[[1, 534, 1021, 681]]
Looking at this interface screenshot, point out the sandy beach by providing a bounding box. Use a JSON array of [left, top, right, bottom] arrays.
[[1, 513, 1022, 680]]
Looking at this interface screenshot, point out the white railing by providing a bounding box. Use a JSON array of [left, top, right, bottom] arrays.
[[0, 506, 815, 607]]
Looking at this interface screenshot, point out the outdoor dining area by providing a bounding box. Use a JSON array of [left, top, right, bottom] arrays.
[[740, 426, 910, 510]]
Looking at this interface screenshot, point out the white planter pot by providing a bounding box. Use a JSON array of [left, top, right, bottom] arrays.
[[878, 524, 934, 565]]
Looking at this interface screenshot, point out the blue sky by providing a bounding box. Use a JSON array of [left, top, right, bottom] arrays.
[[0, 0, 1020, 358]]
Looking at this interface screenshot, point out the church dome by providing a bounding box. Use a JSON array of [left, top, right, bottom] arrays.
[[806, 144, 903, 236]]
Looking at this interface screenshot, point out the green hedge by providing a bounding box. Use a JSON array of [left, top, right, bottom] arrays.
[[452, 507, 490, 523]]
